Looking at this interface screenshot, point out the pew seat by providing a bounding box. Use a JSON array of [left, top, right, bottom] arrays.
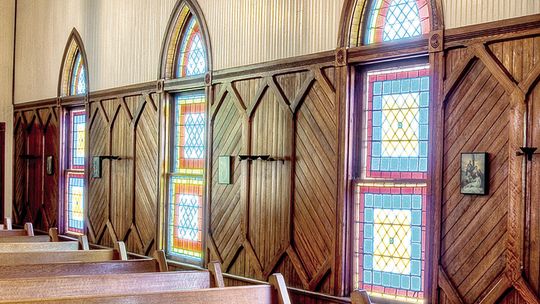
[[0, 241, 81, 252], [0, 223, 34, 237], [0, 271, 225, 303], [0, 251, 170, 279]]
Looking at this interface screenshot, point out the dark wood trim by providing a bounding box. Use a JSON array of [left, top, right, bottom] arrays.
[[348, 36, 429, 64], [336, 0, 357, 48], [57, 28, 90, 97], [13, 98, 58, 111], [212, 50, 335, 82], [444, 13, 540, 48], [59, 95, 86, 107], [88, 81, 158, 100], [163, 75, 206, 92]]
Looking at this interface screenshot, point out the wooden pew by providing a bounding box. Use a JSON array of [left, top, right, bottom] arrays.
[[0, 228, 59, 243], [0, 231, 89, 251], [0, 222, 34, 237], [0, 241, 128, 266], [0, 270, 228, 303], [0, 270, 281, 304], [351, 290, 372, 304], [0, 250, 170, 279]]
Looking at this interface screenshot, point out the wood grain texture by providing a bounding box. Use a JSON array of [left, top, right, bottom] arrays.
[[87, 91, 159, 255]]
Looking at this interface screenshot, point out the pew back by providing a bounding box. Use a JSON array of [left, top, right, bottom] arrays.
[[0, 235, 50, 243], [0, 250, 169, 279], [0, 271, 216, 302], [0, 223, 34, 237], [0, 241, 80, 252], [0, 249, 117, 266], [0, 273, 290, 304]]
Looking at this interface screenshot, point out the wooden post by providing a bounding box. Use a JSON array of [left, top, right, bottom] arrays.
[[49, 228, 59, 242], [24, 223, 34, 236], [208, 261, 225, 288], [78, 235, 90, 250], [115, 241, 128, 260], [268, 273, 291, 304], [351, 290, 372, 304], [153, 250, 168, 272], [4, 217, 12, 230]]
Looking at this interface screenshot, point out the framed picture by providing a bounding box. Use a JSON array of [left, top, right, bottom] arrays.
[[460, 153, 488, 195], [218, 155, 231, 184]]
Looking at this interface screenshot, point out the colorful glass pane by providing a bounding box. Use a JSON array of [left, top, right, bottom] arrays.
[[70, 51, 87, 95], [66, 173, 85, 234], [365, 0, 430, 44], [174, 93, 206, 172], [176, 15, 207, 78], [168, 91, 206, 259], [364, 66, 430, 179], [70, 110, 86, 169], [354, 186, 426, 302], [168, 176, 203, 258]]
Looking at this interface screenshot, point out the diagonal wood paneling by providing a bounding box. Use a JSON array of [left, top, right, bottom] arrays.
[[210, 93, 244, 269], [134, 96, 159, 255], [441, 60, 510, 303], [249, 87, 292, 273], [293, 80, 337, 281]]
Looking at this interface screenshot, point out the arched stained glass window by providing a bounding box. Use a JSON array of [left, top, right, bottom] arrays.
[[70, 51, 87, 95], [164, 1, 210, 262], [176, 14, 207, 77], [364, 0, 430, 44]]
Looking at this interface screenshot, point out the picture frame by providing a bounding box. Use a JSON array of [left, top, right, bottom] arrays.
[[218, 155, 231, 184], [460, 153, 489, 195]]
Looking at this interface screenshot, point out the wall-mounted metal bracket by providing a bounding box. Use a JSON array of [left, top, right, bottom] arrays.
[[516, 147, 538, 161]]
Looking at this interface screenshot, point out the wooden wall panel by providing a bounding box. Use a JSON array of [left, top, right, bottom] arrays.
[[208, 61, 339, 297], [437, 25, 540, 304], [12, 105, 59, 231], [87, 91, 159, 255]]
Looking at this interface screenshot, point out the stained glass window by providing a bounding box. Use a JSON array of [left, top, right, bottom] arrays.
[[354, 186, 426, 302], [66, 173, 85, 234], [364, 66, 430, 179], [168, 92, 206, 259], [70, 51, 87, 95], [65, 109, 86, 234], [354, 64, 430, 303], [176, 14, 207, 78], [364, 0, 430, 44]]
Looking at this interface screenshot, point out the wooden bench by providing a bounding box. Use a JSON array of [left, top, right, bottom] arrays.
[[0, 268, 230, 303], [0, 241, 128, 266], [0, 250, 173, 279], [0, 221, 34, 237]]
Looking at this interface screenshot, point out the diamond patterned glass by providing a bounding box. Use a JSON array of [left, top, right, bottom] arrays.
[[66, 173, 85, 234], [176, 15, 207, 78], [168, 91, 206, 259], [65, 109, 86, 235], [364, 66, 430, 179], [70, 110, 86, 169], [365, 0, 430, 44], [354, 186, 426, 302], [70, 51, 87, 95]]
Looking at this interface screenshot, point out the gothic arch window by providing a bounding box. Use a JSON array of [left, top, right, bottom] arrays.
[[343, 0, 438, 302], [348, 0, 431, 46], [160, 0, 211, 262], [58, 29, 88, 235]]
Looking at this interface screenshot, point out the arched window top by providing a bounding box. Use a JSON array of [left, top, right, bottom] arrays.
[[59, 29, 88, 97], [345, 0, 432, 47], [176, 13, 207, 77], [160, 1, 211, 79], [365, 0, 430, 44], [70, 50, 87, 95]]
